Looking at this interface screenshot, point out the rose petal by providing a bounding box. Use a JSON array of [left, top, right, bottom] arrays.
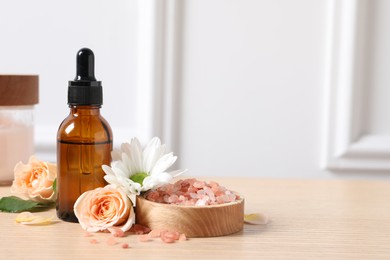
[[15, 212, 54, 225], [74, 185, 134, 232], [10, 156, 56, 203], [244, 213, 269, 225]]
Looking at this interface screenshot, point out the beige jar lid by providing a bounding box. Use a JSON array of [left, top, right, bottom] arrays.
[[0, 75, 39, 105]]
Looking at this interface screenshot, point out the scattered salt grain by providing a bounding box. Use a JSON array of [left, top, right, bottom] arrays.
[[121, 243, 130, 249], [137, 234, 150, 242], [89, 239, 98, 244], [129, 224, 151, 234], [148, 229, 163, 238], [159, 230, 181, 244], [108, 227, 125, 237], [178, 233, 187, 241]]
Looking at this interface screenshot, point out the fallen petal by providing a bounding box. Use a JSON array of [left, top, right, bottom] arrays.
[[15, 212, 54, 225], [244, 213, 269, 225]]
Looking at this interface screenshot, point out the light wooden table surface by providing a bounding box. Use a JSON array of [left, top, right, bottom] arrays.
[[1, 177, 390, 259]]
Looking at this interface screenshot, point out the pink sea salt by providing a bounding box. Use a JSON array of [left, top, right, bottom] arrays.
[[121, 243, 130, 249], [178, 233, 187, 241], [130, 224, 151, 234], [89, 239, 98, 244], [145, 178, 239, 206], [137, 228, 187, 244], [160, 230, 180, 243], [148, 229, 163, 238], [137, 234, 150, 242], [108, 227, 125, 237]]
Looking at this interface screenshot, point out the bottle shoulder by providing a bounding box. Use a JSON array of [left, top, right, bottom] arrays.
[[57, 113, 112, 142]]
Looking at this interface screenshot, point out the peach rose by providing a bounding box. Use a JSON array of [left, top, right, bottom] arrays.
[[10, 155, 57, 203], [74, 185, 135, 232]]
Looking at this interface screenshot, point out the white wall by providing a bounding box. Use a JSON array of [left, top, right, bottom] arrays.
[[176, 0, 327, 178], [2, 0, 390, 179], [0, 0, 140, 161], [165, 0, 390, 179]]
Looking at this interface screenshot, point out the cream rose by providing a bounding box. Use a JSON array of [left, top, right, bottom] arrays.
[[10, 155, 57, 203], [74, 185, 135, 232]]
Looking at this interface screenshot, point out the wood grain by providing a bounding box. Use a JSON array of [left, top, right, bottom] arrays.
[[1, 177, 390, 259], [135, 195, 244, 237], [0, 75, 39, 105]]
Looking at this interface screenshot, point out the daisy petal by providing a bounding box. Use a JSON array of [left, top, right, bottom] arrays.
[[104, 137, 184, 194], [150, 153, 177, 176]]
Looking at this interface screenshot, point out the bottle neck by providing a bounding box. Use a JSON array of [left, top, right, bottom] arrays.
[[69, 105, 101, 116]]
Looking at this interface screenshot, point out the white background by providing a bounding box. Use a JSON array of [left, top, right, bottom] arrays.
[[0, 0, 139, 151], [1, 0, 390, 179]]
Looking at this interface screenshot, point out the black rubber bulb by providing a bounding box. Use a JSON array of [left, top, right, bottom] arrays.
[[68, 48, 102, 106], [75, 48, 96, 81]]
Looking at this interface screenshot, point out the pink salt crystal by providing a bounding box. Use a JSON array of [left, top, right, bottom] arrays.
[[197, 189, 206, 196], [225, 191, 237, 202], [89, 239, 98, 244], [130, 224, 151, 234], [163, 195, 170, 203], [178, 233, 187, 241], [122, 243, 130, 249], [204, 187, 215, 200], [148, 229, 162, 238], [146, 190, 159, 202], [160, 231, 179, 243], [174, 231, 181, 240], [188, 178, 196, 185], [84, 232, 93, 237], [137, 234, 151, 242], [188, 186, 198, 193], [209, 181, 219, 187], [161, 236, 175, 243], [108, 227, 125, 237], [214, 188, 225, 197], [211, 185, 221, 194], [173, 180, 183, 190], [167, 194, 179, 203], [106, 237, 117, 246], [195, 197, 207, 206], [185, 199, 196, 206], [216, 195, 225, 204], [145, 178, 239, 206], [193, 180, 205, 188]]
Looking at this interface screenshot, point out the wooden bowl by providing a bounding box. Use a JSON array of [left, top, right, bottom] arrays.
[[135, 195, 244, 238]]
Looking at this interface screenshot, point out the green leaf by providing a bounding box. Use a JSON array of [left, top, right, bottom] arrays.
[[0, 196, 50, 213], [52, 178, 57, 194]]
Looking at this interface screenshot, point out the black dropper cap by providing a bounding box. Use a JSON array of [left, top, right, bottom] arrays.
[[68, 48, 103, 106]]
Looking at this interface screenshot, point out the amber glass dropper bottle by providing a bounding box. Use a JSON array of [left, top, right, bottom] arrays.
[[56, 48, 113, 222]]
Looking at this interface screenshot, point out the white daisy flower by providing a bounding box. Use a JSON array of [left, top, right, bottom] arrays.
[[102, 137, 186, 196]]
